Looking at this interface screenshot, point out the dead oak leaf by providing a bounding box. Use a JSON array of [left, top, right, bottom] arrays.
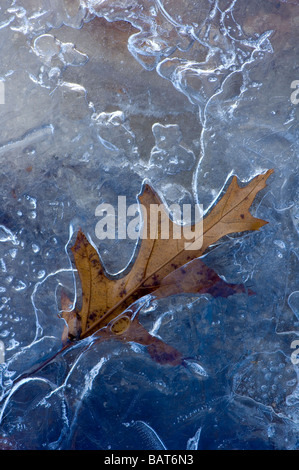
[[61, 169, 273, 365]]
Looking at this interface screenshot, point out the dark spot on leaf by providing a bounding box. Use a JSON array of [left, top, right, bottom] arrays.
[[72, 243, 81, 253], [119, 288, 127, 297], [89, 312, 97, 320], [147, 343, 182, 365]]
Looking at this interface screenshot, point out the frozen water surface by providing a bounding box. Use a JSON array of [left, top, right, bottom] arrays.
[[0, 0, 298, 450]]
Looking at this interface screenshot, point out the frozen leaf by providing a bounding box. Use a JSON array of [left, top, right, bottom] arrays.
[[60, 169, 273, 365]]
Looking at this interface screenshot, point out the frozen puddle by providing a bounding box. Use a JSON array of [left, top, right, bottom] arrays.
[[0, 0, 298, 451]]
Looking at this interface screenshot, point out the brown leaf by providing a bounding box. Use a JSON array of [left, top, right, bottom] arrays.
[[104, 303, 184, 366], [88, 257, 253, 366], [62, 169, 273, 364], [154, 257, 253, 300], [60, 291, 80, 343]]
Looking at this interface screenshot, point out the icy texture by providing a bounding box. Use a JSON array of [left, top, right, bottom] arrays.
[[0, 0, 298, 450]]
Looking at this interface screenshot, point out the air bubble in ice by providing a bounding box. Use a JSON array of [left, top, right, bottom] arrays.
[[0, 226, 17, 244], [286, 379, 297, 387], [13, 280, 26, 291], [184, 359, 208, 378], [37, 270, 46, 279], [25, 195, 37, 209], [6, 339, 19, 350], [274, 240, 286, 250], [59, 42, 88, 67], [9, 249, 17, 259], [33, 34, 61, 61], [0, 330, 9, 338], [48, 67, 61, 80], [32, 243, 40, 253], [150, 6, 157, 16]]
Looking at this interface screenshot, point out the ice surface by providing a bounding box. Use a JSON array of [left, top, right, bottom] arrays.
[[0, 0, 298, 450]]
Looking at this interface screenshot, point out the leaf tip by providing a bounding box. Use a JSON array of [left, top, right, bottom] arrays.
[[71, 229, 88, 253], [248, 288, 256, 296], [232, 175, 240, 186], [266, 168, 275, 176], [139, 182, 157, 203], [254, 218, 270, 230]]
